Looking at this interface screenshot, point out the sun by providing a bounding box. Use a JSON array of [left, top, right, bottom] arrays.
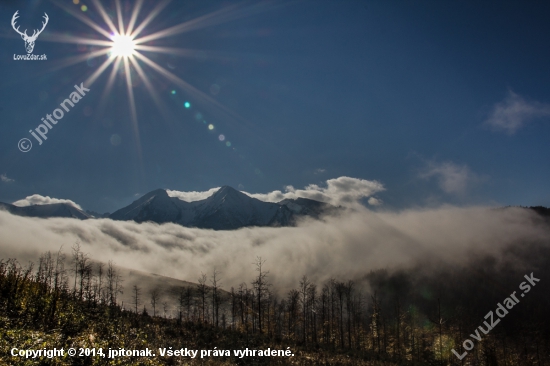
[[44, 0, 267, 159], [110, 34, 135, 57]]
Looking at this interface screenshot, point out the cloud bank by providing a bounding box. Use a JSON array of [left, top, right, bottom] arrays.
[[0, 205, 546, 294], [12, 194, 83, 210], [485, 90, 550, 134]]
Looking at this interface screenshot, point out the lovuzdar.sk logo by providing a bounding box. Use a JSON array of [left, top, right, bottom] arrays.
[[12, 10, 48, 61]]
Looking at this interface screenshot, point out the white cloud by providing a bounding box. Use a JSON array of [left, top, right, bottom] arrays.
[[368, 197, 383, 206], [485, 90, 550, 134], [314, 168, 326, 175], [246, 176, 385, 207], [166, 187, 220, 202], [1, 174, 14, 183], [419, 161, 481, 195], [12, 194, 83, 210], [167, 177, 385, 208], [0, 206, 545, 296]]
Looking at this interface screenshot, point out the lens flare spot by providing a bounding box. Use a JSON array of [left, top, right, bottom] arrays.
[[218, 134, 225, 141], [226, 141, 231, 147], [210, 84, 220, 95], [208, 124, 214, 130], [195, 112, 203, 120], [81, 5, 88, 11], [73, 0, 80, 4], [171, 90, 176, 95], [184, 102, 191, 108], [110, 134, 121, 146]]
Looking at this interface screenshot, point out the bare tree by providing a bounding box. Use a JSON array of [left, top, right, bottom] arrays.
[[150, 288, 160, 317], [71, 242, 81, 294], [335, 281, 346, 348], [184, 286, 193, 321], [174, 287, 185, 322], [106, 261, 123, 306], [299, 275, 311, 344], [211, 268, 222, 327], [252, 257, 270, 334], [287, 289, 300, 339], [345, 280, 354, 349], [132, 285, 141, 314], [96, 263, 104, 304], [196, 273, 209, 323], [48, 248, 67, 325]]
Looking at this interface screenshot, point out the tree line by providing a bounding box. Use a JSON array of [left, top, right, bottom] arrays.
[[1, 241, 549, 365]]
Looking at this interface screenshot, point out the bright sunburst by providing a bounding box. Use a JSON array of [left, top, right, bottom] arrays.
[[110, 34, 136, 57], [41, 0, 274, 163]]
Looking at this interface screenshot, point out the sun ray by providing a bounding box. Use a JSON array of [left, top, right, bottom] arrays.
[[46, 48, 111, 74], [95, 57, 123, 120], [126, 0, 144, 37], [115, 0, 125, 36], [129, 56, 173, 124], [91, 0, 119, 35], [132, 52, 229, 113], [122, 57, 145, 181], [134, 2, 277, 44], [132, 51, 250, 130], [51, 0, 112, 39], [41, 33, 112, 47], [134, 4, 239, 44], [130, 0, 171, 39], [123, 57, 142, 155], [133, 45, 200, 56], [133, 45, 234, 63], [84, 55, 117, 87]]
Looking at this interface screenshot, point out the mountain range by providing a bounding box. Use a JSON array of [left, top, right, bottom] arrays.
[[0, 186, 336, 230], [3, 187, 549, 230]]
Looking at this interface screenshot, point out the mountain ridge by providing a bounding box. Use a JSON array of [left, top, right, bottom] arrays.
[[3, 187, 549, 230], [109, 186, 303, 230]]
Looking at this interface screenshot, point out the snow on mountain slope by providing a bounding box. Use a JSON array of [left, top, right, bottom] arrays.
[[0, 186, 336, 229], [190, 186, 293, 229], [109, 189, 195, 224], [108, 186, 310, 230], [0, 202, 91, 219]]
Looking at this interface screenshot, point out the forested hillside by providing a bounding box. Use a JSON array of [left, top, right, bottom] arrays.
[[1, 238, 549, 365]]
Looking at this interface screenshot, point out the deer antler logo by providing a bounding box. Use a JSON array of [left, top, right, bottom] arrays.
[[11, 11, 49, 54]]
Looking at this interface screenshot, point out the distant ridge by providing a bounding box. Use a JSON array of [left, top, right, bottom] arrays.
[[2, 189, 548, 230], [108, 186, 335, 230], [0, 201, 91, 220]]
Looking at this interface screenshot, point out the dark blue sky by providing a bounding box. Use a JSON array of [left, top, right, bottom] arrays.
[[1, 0, 549, 213]]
